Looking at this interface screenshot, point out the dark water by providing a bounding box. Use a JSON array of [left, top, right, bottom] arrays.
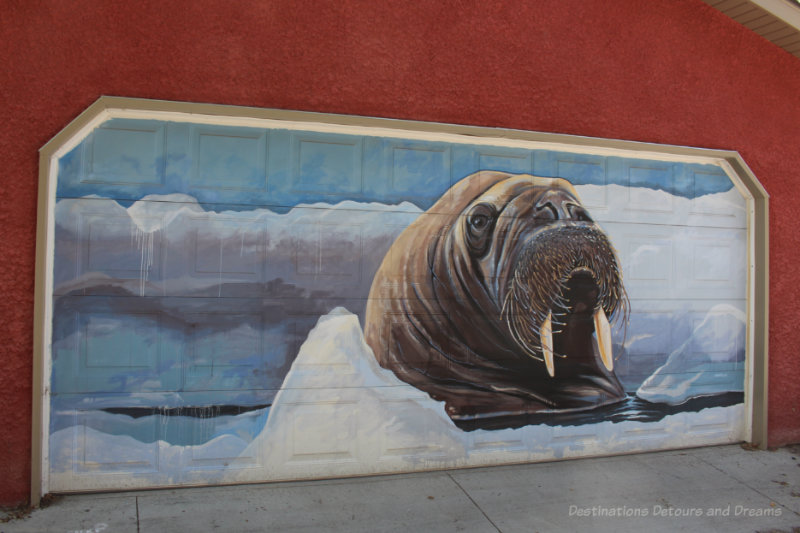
[[102, 404, 270, 419], [545, 392, 743, 426], [101, 392, 744, 437], [454, 392, 744, 431]]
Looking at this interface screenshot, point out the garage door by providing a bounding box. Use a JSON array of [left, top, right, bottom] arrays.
[[37, 99, 761, 494]]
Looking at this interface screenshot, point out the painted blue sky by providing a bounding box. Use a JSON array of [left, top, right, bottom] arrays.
[[57, 118, 735, 210]]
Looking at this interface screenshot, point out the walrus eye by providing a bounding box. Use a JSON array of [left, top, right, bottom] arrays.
[[471, 213, 489, 229], [465, 203, 497, 256]]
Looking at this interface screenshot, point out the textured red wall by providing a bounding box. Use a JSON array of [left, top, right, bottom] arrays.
[[2, 0, 799, 506]]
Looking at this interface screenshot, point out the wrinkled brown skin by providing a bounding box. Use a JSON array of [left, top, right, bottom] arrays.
[[364, 171, 627, 426]]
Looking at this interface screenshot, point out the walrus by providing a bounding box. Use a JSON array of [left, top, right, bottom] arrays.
[[364, 171, 628, 429]]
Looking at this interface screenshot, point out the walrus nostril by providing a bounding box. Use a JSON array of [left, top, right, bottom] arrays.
[[533, 191, 594, 224], [534, 202, 558, 221], [567, 203, 593, 223]]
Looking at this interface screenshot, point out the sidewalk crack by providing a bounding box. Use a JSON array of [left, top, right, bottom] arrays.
[[447, 472, 503, 532]]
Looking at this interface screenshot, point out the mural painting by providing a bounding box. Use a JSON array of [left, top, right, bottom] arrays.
[[46, 115, 747, 491], [365, 172, 628, 429]]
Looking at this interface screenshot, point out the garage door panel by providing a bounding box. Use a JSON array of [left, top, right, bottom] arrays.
[[687, 164, 746, 221], [378, 139, 454, 205], [188, 125, 269, 193], [466, 427, 530, 455], [53, 198, 166, 296], [683, 406, 746, 443], [182, 423, 263, 471], [286, 402, 360, 465], [82, 214, 162, 278], [378, 397, 454, 461], [51, 300, 177, 394], [72, 411, 161, 475], [56, 120, 169, 203], [290, 221, 365, 289], [183, 312, 267, 392], [165, 215, 268, 298], [288, 132, 365, 197], [477, 149, 535, 176], [82, 122, 167, 188], [624, 161, 676, 212], [535, 152, 609, 212]]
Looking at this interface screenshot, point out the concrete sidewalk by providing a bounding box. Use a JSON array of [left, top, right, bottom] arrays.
[[3, 444, 799, 533]]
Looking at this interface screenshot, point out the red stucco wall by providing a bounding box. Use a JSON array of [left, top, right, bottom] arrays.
[[2, 0, 799, 506]]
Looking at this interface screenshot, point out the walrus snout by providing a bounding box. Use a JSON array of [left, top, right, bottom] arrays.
[[501, 225, 627, 379]]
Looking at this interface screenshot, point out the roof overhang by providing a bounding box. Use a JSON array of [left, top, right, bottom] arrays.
[[704, 0, 800, 58]]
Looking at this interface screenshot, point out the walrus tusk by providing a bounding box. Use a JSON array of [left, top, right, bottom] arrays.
[[594, 307, 613, 372], [540, 312, 555, 377]]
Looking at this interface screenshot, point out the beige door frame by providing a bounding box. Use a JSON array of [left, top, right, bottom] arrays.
[[32, 96, 769, 505]]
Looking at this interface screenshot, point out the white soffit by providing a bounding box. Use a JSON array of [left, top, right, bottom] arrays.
[[704, 0, 800, 58]]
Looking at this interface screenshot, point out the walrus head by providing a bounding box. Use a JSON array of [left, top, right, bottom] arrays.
[[365, 171, 628, 428], [462, 175, 627, 382]]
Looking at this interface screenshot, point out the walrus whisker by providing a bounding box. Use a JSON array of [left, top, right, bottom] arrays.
[[510, 326, 544, 362], [500, 289, 514, 318]]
